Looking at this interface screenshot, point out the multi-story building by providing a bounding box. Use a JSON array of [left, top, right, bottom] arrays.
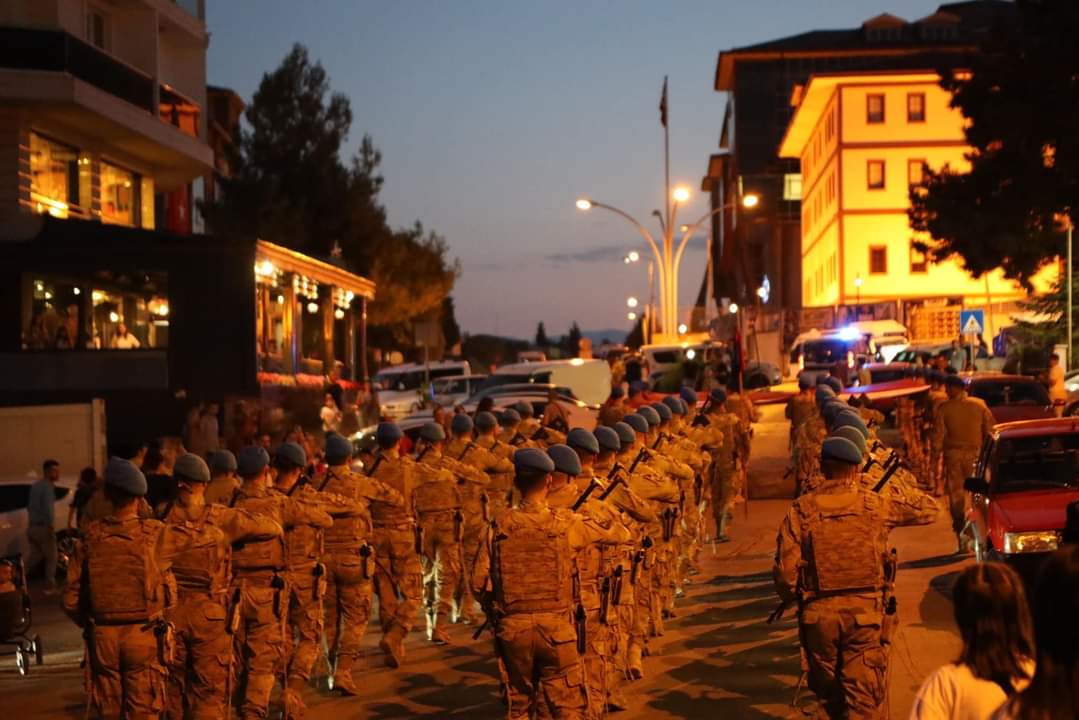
[[778, 70, 1053, 315]]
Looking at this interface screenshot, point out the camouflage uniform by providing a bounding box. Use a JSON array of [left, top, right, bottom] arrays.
[[773, 477, 938, 717], [933, 391, 995, 538], [643, 447, 693, 620], [413, 450, 465, 641], [705, 410, 746, 539], [793, 415, 826, 496], [63, 516, 183, 719], [786, 392, 816, 452], [923, 388, 949, 495], [475, 434, 517, 516], [313, 463, 403, 691], [160, 500, 282, 720], [204, 474, 240, 507]]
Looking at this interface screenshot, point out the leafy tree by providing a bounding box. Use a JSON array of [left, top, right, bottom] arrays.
[[563, 322, 583, 357], [535, 322, 549, 348], [441, 296, 462, 351], [909, 0, 1079, 287], [625, 313, 646, 349]]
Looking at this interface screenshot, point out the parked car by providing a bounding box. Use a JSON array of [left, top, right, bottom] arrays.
[[743, 360, 781, 389], [430, 374, 487, 409], [793, 331, 872, 385], [350, 413, 430, 458], [964, 373, 1055, 424], [0, 475, 77, 582], [863, 362, 912, 385], [373, 360, 472, 419], [964, 418, 1079, 581], [459, 386, 597, 430], [476, 359, 611, 407]]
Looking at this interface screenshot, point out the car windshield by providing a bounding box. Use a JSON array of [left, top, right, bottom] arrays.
[[993, 434, 1079, 492], [476, 372, 553, 394], [374, 370, 425, 392], [803, 338, 866, 364], [970, 381, 1050, 407]]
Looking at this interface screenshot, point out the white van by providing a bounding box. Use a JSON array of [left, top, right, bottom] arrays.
[[373, 360, 471, 418], [475, 359, 612, 407]]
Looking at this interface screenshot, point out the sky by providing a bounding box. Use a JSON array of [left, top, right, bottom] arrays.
[[207, 0, 947, 339]]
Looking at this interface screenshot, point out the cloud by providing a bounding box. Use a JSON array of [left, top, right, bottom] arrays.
[[544, 236, 706, 265]]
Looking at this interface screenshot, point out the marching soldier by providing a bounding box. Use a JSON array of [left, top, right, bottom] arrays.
[[204, 450, 239, 506], [498, 408, 532, 448], [786, 375, 816, 451], [703, 389, 747, 543], [922, 370, 949, 496]]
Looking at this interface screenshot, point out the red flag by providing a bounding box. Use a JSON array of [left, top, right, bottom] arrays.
[[659, 76, 668, 128]]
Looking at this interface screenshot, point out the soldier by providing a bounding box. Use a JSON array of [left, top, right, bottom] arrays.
[[933, 375, 995, 553], [598, 386, 628, 427], [160, 453, 283, 720], [922, 371, 949, 496], [412, 422, 465, 644], [204, 450, 239, 506], [786, 375, 817, 452], [367, 422, 423, 668], [515, 401, 542, 439], [703, 389, 746, 542], [228, 447, 333, 720], [63, 458, 181, 719], [793, 386, 832, 495], [475, 411, 517, 516], [498, 408, 529, 447], [314, 434, 403, 694], [773, 437, 938, 717], [471, 448, 622, 719]]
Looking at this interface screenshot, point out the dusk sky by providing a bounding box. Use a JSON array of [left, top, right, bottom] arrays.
[[208, 1, 945, 339]]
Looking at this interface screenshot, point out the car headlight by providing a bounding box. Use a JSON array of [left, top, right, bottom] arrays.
[[1002, 531, 1060, 555]]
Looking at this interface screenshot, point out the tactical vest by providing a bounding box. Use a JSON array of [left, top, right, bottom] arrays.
[[796, 490, 884, 596], [283, 502, 323, 570], [84, 518, 172, 623], [369, 458, 414, 527], [231, 491, 286, 572], [169, 506, 231, 595], [317, 469, 373, 551], [413, 462, 461, 516], [492, 508, 574, 615]]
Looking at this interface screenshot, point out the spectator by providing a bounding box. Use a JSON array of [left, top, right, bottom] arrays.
[[542, 387, 570, 430], [856, 357, 872, 387], [476, 396, 495, 415], [1047, 353, 1067, 416], [28, 459, 60, 593], [141, 439, 176, 510], [598, 387, 627, 427], [111, 322, 140, 349], [26, 312, 49, 350], [910, 562, 1034, 720], [199, 402, 221, 454], [320, 392, 342, 433], [994, 545, 1079, 720], [67, 466, 98, 531], [54, 324, 72, 350]]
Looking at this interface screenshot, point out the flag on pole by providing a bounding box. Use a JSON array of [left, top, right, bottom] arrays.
[[659, 76, 668, 128]]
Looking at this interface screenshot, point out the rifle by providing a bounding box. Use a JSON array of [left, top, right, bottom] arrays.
[[693, 473, 703, 506], [481, 491, 490, 522], [457, 441, 476, 462], [598, 474, 626, 501], [630, 536, 653, 585], [872, 460, 902, 493], [652, 433, 669, 450], [574, 602, 587, 654], [599, 576, 611, 625], [364, 454, 384, 478], [627, 447, 650, 475], [287, 474, 309, 497], [359, 543, 372, 580], [509, 432, 525, 447], [571, 480, 600, 512], [416, 445, 431, 463], [610, 565, 624, 606]]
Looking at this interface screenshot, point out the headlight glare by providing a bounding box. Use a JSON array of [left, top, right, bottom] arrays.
[[1002, 531, 1060, 555]]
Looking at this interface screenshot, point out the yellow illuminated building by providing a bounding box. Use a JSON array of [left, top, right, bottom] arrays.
[[779, 71, 1054, 309]]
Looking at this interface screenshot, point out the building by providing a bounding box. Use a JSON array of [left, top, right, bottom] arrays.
[[700, 1, 1017, 327], [0, 1, 375, 442]]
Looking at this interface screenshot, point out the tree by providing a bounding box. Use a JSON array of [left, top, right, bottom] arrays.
[[535, 322, 549, 348], [441, 296, 462, 351], [909, 1, 1079, 287], [563, 322, 583, 357], [625, 313, 646, 349]]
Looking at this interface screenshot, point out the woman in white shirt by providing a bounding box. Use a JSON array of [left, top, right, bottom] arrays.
[[910, 562, 1034, 720]]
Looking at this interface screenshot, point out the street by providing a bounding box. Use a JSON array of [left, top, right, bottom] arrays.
[[0, 404, 970, 718]]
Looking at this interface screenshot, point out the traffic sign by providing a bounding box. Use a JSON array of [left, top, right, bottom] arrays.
[[960, 309, 985, 337]]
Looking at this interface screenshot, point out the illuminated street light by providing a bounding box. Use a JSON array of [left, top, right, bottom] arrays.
[[854, 274, 863, 306], [306, 301, 319, 314], [686, 348, 697, 360], [575, 198, 593, 210], [627, 250, 640, 263], [742, 193, 760, 209], [729, 303, 739, 314], [627, 311, 638, 321], [627, 296, 639, 309], [672, 186, 691, 204], [108, 311, 120, 323], [334, 308, 345, 320], [678, 323, 688, 335]]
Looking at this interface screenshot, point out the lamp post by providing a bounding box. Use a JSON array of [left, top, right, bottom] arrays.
[[854, 274, 863, 308]]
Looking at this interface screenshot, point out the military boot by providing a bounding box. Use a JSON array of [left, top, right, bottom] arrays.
[[379, 625, 406, 668], [282, 678, 308, 719], [627, 644, 644, 680], [333, 657, 360, 696]]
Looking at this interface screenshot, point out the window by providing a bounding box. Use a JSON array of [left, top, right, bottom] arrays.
[[869, 246, 888, 274], [867, 160, 885, 190], [907, 92, 926, 123], [101, 162, 138, 226], [783, 173, 803, 201], [866, 94, 885, 124], [29, 133, 89, 217], [908, 159, 927, 187], [86, 8, 108, 51], [910, 242, 928, 273]]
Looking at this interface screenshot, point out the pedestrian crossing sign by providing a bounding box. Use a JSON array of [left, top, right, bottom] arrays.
[[960, 309, 984, 337]]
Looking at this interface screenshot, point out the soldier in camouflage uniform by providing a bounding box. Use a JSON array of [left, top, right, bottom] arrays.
[[773, 436, 938, 718], [922, 370, 949, 496], [786, 375, 817, 452], [204, 450, 239, 506], [473, 411, 517, 516], [498, 408, 535, 449], [64, 458, 183, 720], [159, 453, 283, 720], [312, 434, 404, 694], [702, 389, 747, 542], [793, 386, 833, 496]]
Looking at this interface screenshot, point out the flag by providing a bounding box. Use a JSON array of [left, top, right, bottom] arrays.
[[659, 76, 668, 128]]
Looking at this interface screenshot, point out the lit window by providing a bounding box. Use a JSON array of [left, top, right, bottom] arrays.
[[867, 94, 885, 124], [86, 8, 108, 51], [783, 173, 803, 201], [870, 246, 888, 274], [907, 93, 926, 123], [908, 159, 927, 187], [910, 242, 928, 274], [101, 162, 138, 226], [867, 160, 886, 190], [29, 133, 83, 217]]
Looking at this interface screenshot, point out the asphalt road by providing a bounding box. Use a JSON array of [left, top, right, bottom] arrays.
[[0, 404, 970, 718]]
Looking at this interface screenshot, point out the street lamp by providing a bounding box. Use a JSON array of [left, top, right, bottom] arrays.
[[728, 302, 739, 314], [624, 250, 640, 264], [742, 193, 760, 209], [575, 198, 593, 210], [677, 323, 688, 335], [672, 186, 691, 204], [627, 296, 639, 309], [627, 311, 637, 321], [854, 274, 863, 305]]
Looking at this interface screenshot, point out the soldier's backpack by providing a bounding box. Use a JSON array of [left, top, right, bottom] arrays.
[[796, 489, 884, 596], [84, 517, 173, 623], [413, 462, 461, 516], [492, 509, 573, 614], [231, 492, 286, 572], [169, 506, 231, 594]]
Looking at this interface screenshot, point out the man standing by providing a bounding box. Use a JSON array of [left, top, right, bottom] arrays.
[[934, 375, 995, 553], [598, 387, 627, 427], [28, 459, 60, 593], [785, 375, 816, 452]]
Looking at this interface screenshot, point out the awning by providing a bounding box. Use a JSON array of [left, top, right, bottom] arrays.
[[255, 239, 375, 300]]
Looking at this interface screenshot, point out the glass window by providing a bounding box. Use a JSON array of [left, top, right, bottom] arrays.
[[908, 159, 926, 187], [29, 133, 85, 217], [910, 243, 928, 274], [867, 160, 885, 190], [86, 8, 108, 51], [870, 246, 888, 274], [101, 162, 138, 226], [866, 94, 885, 124], [907, 92, 926, 123], [140, 176, 155, 230], [783, 173, 803, 201]]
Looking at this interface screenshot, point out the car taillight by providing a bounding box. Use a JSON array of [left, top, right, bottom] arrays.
[[798, 354, 805, 371], [847, 351, 854, 369]]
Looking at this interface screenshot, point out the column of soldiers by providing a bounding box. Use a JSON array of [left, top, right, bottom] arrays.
[[63, 386, 753, 719], [780, 373, 946, 716]]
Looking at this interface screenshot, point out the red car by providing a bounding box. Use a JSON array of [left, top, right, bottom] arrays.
[[965, 418, 1079, 579], [963, 373, 1055, 424]]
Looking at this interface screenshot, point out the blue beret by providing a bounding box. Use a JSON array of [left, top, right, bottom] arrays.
[[821, 437, 863, 465], [420, 422, 446, 442], [638, 406, 661, 427], [815, 385, 836, 403], [629, 381, 644, 396], [105, 457, 148, 496], [275, 441, 307, 468], [208, 449, 237, 473], [594, 426, 621, 453], [513, 401, 534, 418], [945, 374, 964, 388], [944, 366, 959, 375], [514, 447, 555, 474], [612, 422, 636, 448], [499, 408, 521, 426], [798, 373, 814, 390], [679, 387, 698, 405], [325, 434, 353, 464], [821, 401, 846, 422], [623, 413, 649, 434], [832, 426, 867, 455], [451, 414, 474, 435], [566, 428, 600, 455], [610, 386, 625, 399], [174, 453, 210, 484], [710, 388, 728, 404], [650, 402, 672, 422], [824, 376, 843, 394], [816, 375, 830, 385], [474, 411, 498, 431], [547, 444, 582, 476], [662, 396, 685, 415], [376, 422, 403, 444], [237, 446, 270, 476], [833, 411, 869, 439], [927, 370, 943, 384]]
